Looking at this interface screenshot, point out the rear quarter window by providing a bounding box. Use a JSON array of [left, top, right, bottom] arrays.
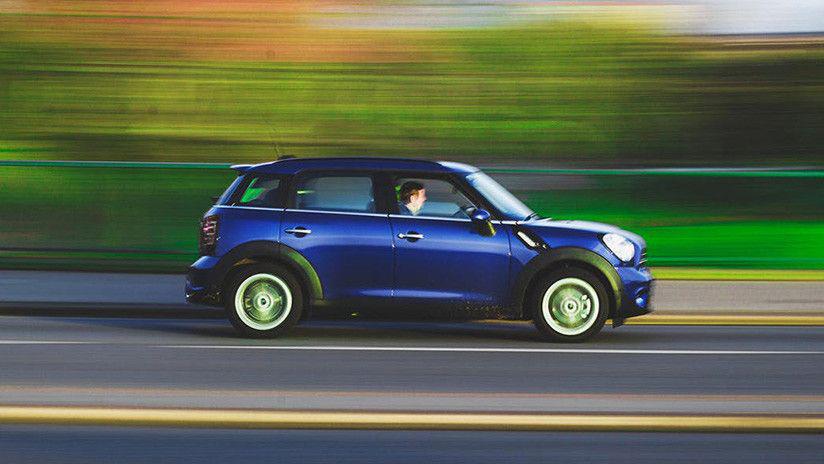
[[216, 176, 245, 205], [226, 174, 285, 208]]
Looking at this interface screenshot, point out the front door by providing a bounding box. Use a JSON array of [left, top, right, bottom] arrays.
[[389, 176, 511, 306]]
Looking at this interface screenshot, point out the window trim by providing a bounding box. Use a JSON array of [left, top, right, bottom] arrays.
[[387, 213, 471, 223], [286, 169, 386, 215], [215, 205, 285, 212], [286, 208, 388, 218]]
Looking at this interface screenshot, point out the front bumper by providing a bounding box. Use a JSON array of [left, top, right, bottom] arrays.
[[614, 266, 654, 326]]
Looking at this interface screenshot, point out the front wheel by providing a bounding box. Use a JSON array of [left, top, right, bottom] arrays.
[[224, 264, 303, 338], [530, 267, 609, 342]]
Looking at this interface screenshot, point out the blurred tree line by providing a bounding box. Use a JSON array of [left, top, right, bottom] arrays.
[[1, 7, 822, 270], [0, 10, 822, 166]]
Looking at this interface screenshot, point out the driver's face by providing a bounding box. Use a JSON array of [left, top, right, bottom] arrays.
[[409, 188, 426, 211]]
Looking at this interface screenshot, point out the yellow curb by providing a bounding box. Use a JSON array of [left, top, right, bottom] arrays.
[[622, 315, 824, 326], [0, 406, 822, 433]]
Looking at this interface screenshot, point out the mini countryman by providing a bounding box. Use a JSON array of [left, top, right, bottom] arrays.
[[186, 157, 652, 342]]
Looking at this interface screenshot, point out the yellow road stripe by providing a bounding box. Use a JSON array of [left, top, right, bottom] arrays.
[[621, 315, 824, 326], [0, 406, 822, 433]]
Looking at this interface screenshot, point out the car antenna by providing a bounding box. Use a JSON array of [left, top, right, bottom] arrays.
[[263, 117, 294, 161]]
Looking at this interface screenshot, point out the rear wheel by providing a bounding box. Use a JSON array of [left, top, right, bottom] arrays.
[[530, 267, 609, 342], [224, 264, 303, 338]]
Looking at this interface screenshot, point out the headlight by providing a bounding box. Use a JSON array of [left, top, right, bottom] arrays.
[[602, 233, 635, 262]]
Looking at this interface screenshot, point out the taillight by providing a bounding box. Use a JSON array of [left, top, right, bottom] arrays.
[[199, 215, 219, 255]]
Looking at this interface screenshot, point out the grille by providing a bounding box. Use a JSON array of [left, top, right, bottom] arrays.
[[639, 248, 648, 267]]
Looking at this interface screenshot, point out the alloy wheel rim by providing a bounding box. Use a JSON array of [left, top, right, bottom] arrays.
[[234, 273, 292, 330], [541, 277, 599, 336]]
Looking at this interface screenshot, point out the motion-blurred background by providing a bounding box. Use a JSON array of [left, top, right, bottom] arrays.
[[1, 1, 822, 272]]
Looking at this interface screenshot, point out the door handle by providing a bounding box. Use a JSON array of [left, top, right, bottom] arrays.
[[285, 227, 312, 236], [398, 232, 424, 241]]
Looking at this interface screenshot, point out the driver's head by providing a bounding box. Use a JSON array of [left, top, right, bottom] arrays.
[[399, 181, 426, 215]]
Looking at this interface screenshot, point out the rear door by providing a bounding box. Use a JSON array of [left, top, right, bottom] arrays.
[[280, 171, 393, 301]]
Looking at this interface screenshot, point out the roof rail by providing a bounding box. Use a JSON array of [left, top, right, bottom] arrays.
[[230, 164, 253, 174]]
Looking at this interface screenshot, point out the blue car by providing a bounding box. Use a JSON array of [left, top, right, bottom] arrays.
[[187, 157, 652, 342]]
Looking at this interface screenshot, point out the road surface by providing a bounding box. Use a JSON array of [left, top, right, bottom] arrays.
[[0, 316, 821, 413], [2, 426, 822, 464], [0, 270, 821, 462]]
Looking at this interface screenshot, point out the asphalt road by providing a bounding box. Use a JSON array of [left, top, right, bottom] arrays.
[[2, 426, 822, 464], [0, 316, 822, 414], [0, 271, 822, 461]]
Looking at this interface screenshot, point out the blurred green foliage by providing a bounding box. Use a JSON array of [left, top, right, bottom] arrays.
[[1, 166, 821, 271], [1, 17, 822, 165], [1, 9, 822, 272], [522, 174, 824, 268]]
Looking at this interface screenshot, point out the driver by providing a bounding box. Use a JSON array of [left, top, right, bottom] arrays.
[[398, 181, 426, 216]]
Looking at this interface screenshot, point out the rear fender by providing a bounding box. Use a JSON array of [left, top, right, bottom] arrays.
[[211, 241, 324, 304]]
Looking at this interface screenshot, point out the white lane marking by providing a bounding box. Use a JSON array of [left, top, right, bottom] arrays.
[[0, 340, 822, 355], [0, 340, 93, 345], [156, 345, 824, 355]]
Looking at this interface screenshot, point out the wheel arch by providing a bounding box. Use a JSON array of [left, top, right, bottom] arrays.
[[512, 247, 623, 320], [213, 241, 323, 308]]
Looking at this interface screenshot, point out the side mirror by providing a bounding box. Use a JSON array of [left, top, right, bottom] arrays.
[[470, 208, 490, 222], [211, 195, 220, 205], [470, 209, 496, 237]]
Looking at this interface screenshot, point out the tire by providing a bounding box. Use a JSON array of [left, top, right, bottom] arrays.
[[529, 267, 609, 343], [224, 263, 303, 338]]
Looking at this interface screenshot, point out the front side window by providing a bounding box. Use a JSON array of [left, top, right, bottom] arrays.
[[230, 175, 284, 208], [395, 177, 476, 219], [294, 175, 376, 213]]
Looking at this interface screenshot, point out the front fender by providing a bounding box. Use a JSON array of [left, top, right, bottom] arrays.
[[511, 247, 624, 323]]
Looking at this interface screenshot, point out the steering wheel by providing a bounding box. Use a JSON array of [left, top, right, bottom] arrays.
[[452, 205, 476, 218]]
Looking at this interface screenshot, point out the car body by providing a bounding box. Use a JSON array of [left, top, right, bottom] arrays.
[[186, 157, 653, 341]]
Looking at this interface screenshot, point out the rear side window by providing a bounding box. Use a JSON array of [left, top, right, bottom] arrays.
[[294, 175, 376, 213], [228, 175, 284, 208]]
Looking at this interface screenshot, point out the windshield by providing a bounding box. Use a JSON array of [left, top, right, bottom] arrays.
[[465, 172, 535, 221]]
